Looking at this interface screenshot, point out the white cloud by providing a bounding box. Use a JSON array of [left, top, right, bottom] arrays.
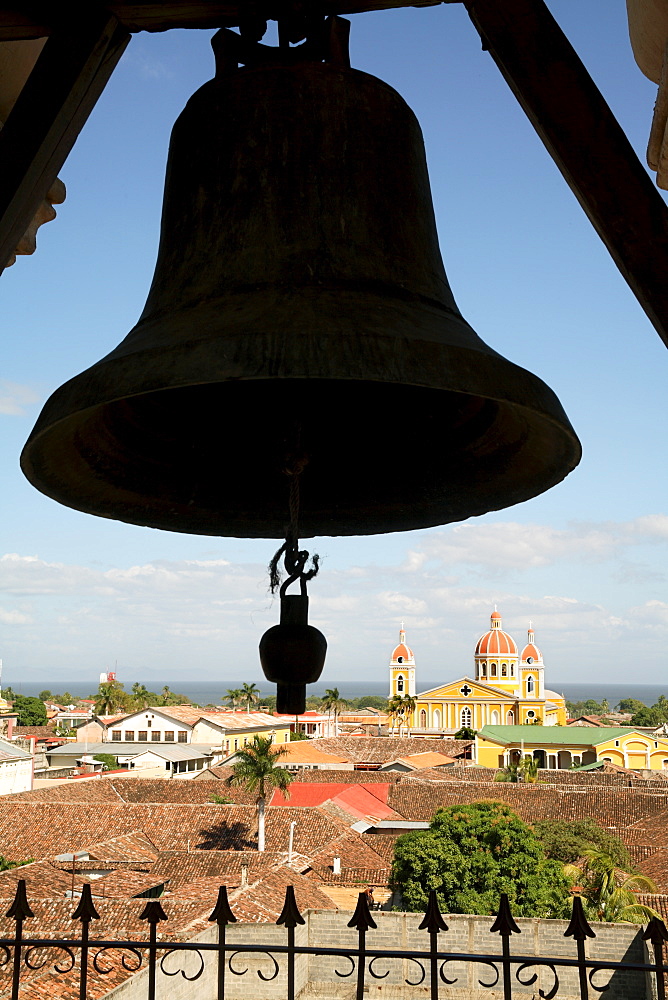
[[420, 516, 668, 572], [0, 382, 40, 416], [1, 522, 668, 683], [0, 608, 31, 625]]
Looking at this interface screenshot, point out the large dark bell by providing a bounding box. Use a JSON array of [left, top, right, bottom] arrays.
[[21, 55, 581, 538], [260, 595, 327, 714]]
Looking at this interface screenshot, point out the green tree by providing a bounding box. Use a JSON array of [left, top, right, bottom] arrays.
[[94, 681, 129, 716], [533, 819, 631, 867], [350, 695, 389, 711], [225, 688, 244, 709], [290, 730, 309, 741], [93, 753, 117, 771], [0, 855, 32, 871], [225, 735, 292, 851], [494, 763, 520, 783], [392, 802, 572, 917], [454, 726, 477, 740], [616, 698, 646, 714], [520, 756, 539, 782], [631, 706, 666, 727], [209, 792, 232, 804], [240, 682, 261, 712], [131, 683, 152, 709], [12, 695, 47, 726], [38, 689, 52, 701], [565, 850, 658, 923]]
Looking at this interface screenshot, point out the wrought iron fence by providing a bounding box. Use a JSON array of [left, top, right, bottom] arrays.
[[0, 878, 666, 1000]]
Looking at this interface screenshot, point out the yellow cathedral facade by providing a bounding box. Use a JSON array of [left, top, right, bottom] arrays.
[[389, 611, 568, 733]]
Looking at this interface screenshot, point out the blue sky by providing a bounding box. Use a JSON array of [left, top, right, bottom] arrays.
[[2, 1, 668, 690]]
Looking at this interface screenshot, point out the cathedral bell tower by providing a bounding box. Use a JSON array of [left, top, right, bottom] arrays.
[[389, 624, 416, 698]]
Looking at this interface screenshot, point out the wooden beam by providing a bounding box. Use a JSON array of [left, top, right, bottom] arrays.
[[0, 1, 449, 40], [464, 0, 668, 348], [0, 11, 130, 273]]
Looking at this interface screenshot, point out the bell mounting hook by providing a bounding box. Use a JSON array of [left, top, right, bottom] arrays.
[[261, 449, 327, 714], [268, 447, 320, 599]]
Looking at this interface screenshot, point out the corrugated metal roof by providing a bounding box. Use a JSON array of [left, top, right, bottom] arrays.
[[47, 742, 214, 757], [478, 725, 648, 745]]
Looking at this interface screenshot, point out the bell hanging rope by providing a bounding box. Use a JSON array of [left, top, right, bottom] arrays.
[[21, 16, 580, 538]]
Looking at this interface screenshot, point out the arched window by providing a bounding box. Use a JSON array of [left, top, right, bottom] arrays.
[[397, 656, 403, 663], [491, 663, 497, 676], [461, 707, 472, 728], [501, 664, 507, 676], [527, 675, 534, 695], [491, 710, 500, 725], [433, 709, 441, 729], [510, 664, 514, 676], [481, 662, 487, 676], [420, 709, 427, 729], [506, 710, 514, 724], [397, 675, 404, 693]]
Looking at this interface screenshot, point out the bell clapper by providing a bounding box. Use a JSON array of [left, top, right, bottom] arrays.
[[260, 458, 327, 715]]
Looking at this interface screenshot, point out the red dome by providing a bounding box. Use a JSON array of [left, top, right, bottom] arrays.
[[475, 629, 518, 657], [392, 642, 413, 663], [521, 642, 541, 662]]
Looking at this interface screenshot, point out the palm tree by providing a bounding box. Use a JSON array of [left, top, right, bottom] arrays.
[[321, 688, 347, 736], [94, 681, 126, 716], [387, 694, 415, 734], [132, 683, 151, 709], [565, 850, 659, 923], [225, 688, 243, 709], [240, 682, 261, 712], [519, 756, 539, 783], [225, 735, 292, 851]]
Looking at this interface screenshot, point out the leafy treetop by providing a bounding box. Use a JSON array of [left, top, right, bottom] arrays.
[[392, 801, 572, 918], [532, 818, 632, 868]]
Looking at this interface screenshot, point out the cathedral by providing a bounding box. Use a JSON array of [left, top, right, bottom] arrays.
[[388, 611, 567, 733]]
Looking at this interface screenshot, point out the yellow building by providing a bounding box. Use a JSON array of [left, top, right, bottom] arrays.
[[389, 611, 567, 734], [476, 724, 668, 771]]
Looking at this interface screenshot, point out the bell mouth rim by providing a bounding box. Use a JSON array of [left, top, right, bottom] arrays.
[[21, 373, 581, 540]]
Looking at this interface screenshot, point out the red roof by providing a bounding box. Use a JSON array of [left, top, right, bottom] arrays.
[[270, 782, 394, 821], [391, 642, 413, 662], [475, 629, 518, 657], [521, 642, 541, 661]]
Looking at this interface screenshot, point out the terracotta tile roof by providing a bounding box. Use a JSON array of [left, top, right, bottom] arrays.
[[13, 726, 58, 738], [157, 707, 283, 730], [0, 898, 214, 1000], [84, 831, 160, 861], [85, 869, 168, 898], [0, 801, 351, 862], [151, 850, 283, 887], [196, 766, 403, 784], [311, 736, 472, 763], [634, 849, 668, 892], [0, 861, 75, 898], [307, 830, 391, 873], [638, 894, 668, 922], [390, 752, 456, 769], [269, 742, 350, 765], [388, 779, 668, 834], [228, 868, 335, 922]]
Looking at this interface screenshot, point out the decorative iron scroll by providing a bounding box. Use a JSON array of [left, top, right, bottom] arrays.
[[0, 880, 666, 1000]]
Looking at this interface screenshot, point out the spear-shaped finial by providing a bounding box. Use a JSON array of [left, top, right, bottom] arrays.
[[564, 896, 596, 941], [276, 885, 305, 928], [490, 893, 520, 937], [348, 891, 377, 931], [418, 890, 448, 933], [72, 883, 100, 922], [6, 880, 33, 921], [209, 886, 237, 925]]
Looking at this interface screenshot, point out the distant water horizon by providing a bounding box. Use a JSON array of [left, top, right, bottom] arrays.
[[2, 679, 666, 709]]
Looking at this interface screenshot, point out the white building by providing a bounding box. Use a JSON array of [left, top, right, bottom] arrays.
[[0, 739, 32, 795]]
